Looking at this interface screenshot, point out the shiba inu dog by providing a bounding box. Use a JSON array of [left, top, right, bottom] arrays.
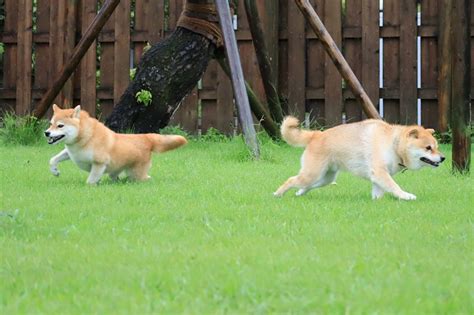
[[45, 104, 187, 184], [274, 116, 445, 200]]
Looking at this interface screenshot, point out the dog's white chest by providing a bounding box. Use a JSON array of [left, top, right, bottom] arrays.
[[66, 146, 93, 171]]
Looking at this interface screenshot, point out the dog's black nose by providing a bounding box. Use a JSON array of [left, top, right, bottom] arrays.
[[44, 131, 50, 137], [440, 156, 446, 162]]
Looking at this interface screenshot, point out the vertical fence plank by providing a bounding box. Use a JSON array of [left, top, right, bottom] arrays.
[[382, 0, 400, 123], [420, 0, 439, 128], [98, 1, 115, 119], [237, 0, 265, 125], [343, 0, 362, 122], [258, 1, 279, 85], [361, 0, 379, 117], [62, 0, 78, 108], [49, 1, 66, 106], [306, 0, 325, 124], [170, 88, 199, 133], [324, 0, 343, 126], [80, 0, 97, 115], [33, 0, 50, 112], [113, 0, 130, 105], [16, 0, 33, 114], [200, 60, 219, 133], [287, 0, 306, 118], [399, 0, 417, 124], [2, 0, 19, 113], [437, 0, 451, 133], [278, 0, 288, 113], [343, 0, 363, 122]]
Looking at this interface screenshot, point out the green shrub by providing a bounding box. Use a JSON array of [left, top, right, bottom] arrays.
[[159, 125, 189, 137], [199, 127, 230, 142], [0, 112, 49, 145]]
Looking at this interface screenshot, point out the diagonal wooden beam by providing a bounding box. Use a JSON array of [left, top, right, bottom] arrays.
[[33, 0, 121, 118], [215, 0, 260, 158], [294, 0, 381, 120]]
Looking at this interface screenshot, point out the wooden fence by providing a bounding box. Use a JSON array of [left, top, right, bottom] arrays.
[[1, 0, 473, 133]]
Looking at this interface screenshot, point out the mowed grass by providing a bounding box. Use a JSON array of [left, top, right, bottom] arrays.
[[0, 139, 472, 314]]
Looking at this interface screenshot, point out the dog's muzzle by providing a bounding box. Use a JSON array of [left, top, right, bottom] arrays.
[[47, 135, 65, 144], [420, 156, 444, 167]]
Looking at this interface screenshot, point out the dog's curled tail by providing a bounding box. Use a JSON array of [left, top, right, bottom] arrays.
[[148, 134, 188, 153], [281, 116, 315, 147]]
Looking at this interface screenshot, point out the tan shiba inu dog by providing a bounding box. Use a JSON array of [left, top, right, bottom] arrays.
[[274, 116, 445, 200], [45, 104, 187, 184]]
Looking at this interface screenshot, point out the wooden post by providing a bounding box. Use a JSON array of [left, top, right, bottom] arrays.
[[450, 0, 471, 173], [215, 0, 260, 158], [33, 0, 121, 118], [294, 0, 381, 120]]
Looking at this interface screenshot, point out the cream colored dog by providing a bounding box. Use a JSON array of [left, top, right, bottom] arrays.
[[274, 116, 445, 200], [45, 104, 187, 184]]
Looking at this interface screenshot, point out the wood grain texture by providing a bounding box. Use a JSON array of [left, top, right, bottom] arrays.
[[16, 0, 33, 114], [80, 0, 97, 115], [399, 0, 417, 124], [287, 0, 306, 118]]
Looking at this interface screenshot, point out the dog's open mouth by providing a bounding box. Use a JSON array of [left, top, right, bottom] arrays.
[[420, 157, 440, 167], [48, 135, 65, 144]]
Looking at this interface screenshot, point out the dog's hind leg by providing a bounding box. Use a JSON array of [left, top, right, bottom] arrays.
[[296, 170, 338, 196], [86, 163, 107, 185], [109, 172, 121, 182], [128, 162, 152, 181], [49, 149, 70, 176], [371, 183, 385, 199], [274, 158, 329, 197]]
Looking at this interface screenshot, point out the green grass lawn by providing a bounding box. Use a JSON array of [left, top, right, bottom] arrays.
[[0, 139, 472, 314]]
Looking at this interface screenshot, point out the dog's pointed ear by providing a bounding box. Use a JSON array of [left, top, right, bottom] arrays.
[[73, 105, 81, 119], [408, 128, 419, 139], [52, 104, 60, 112], [426, 128, 435, 134]]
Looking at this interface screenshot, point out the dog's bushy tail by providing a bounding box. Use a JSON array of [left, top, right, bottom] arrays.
[[281, 116, 316, 147], [148, 134, 188, 153]]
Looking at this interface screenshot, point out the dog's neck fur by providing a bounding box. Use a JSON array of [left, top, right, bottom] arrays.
[[65, 113, 97, 147]]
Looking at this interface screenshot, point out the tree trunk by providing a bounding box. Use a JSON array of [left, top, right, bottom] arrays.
[[105, 27, 215, 132]]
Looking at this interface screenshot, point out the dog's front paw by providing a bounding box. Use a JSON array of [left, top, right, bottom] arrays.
[[50, 166, 60, 176], [398, 191, 417, 201], [273, 191, 283, 198]]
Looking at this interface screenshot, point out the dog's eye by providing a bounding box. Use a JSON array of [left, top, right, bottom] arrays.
[[426, 145, 432, 151], [57, 124, 64, 128]]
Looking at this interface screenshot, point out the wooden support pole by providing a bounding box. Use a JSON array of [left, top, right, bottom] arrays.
[[33, 0, 121, 118], [294, 0, 381, 120], [215, 0, 260, 158], [450, 0, 471, 173]]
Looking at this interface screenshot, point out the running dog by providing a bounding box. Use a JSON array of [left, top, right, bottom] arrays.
[[274, 116, 445, 200], [45, 104, 187, 184]]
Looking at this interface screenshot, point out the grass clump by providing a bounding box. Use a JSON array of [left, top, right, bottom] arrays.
[[0, 113, 49, 146]]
